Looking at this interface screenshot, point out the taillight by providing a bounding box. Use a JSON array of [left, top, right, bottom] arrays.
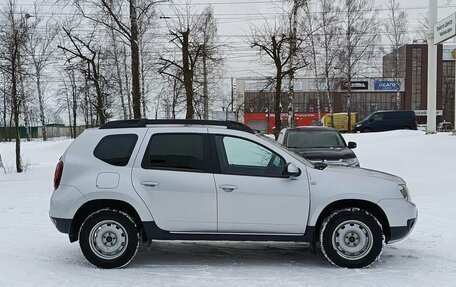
[[54, 161, 64, 190]]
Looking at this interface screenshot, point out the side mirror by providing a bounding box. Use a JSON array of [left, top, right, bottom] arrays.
[[348, 141, 357, 149], [283, 163, 301, 177]]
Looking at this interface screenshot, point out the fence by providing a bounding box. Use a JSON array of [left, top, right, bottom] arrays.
[[0, 125, 87, 141]]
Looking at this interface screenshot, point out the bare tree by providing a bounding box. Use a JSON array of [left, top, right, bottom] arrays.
[[0, 0, 30, 172], [302, 1, 322, 120], [26, 6, 59, 141], [338, 0, 378, 131], [318, 0, 342, 127], [384, 0, 408, 110], [55, 67, 80, 138], [66, 0, 164, 119], [58, 26, 107, 124], [158, 4, 211, 119], [287, 0, 305, 127], [195, 6, 224, 120], [250, 17, 307, 139], [416, 14, 429, 42], [137, 0, 158, 119], [108, 23, 128, 120]]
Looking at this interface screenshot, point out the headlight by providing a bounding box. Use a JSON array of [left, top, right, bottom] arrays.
[[344, 157, 360, 166], [399, 184, 411, 201]]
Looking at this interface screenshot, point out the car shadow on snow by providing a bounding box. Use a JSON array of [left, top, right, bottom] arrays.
[[131, 241, 329, 268]]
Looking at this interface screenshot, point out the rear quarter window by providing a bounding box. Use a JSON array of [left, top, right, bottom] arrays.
[[93, 134, 138, 166]]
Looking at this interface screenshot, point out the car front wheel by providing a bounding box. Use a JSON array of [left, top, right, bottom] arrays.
[[79, 209, 141, 268], [320, 208, 384, 268]]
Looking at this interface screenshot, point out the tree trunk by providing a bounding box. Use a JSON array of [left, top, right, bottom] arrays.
[[123, 45, 132, 119], [17, 51, 30, 142], [35, 70, 47, 141], [182, 30, 194, 119], [130, 0, 141, 119], [11, 57, 22, 173], [72, 92, 77, 138], [274, 73, 282, 140], [347, 81, 352, 132], [287, 0, 299, 127], [203, 51, 209, 120], [140, 47, 147, 118], [2, 82, 7, 141], [90, 60, 106, 124], [111, 31, 127, 120]]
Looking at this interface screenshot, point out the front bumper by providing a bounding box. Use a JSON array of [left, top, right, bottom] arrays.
[[390, 218, 416, 242], [377, 199, 418, 243]]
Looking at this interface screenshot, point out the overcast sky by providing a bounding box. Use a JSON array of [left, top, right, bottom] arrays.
[[154, 0, 456, 79], [8, 0, 456, 107]]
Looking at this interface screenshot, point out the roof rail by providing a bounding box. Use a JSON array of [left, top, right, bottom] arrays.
[[99, 119, 255, 134]]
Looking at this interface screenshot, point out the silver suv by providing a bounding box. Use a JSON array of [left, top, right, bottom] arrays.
[[50, 120, 417, 269]]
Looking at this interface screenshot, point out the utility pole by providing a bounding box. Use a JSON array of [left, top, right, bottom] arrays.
[[427, 0, 437, 134]]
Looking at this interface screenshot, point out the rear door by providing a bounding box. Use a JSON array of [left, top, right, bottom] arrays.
[[131, 128, 217, 232]]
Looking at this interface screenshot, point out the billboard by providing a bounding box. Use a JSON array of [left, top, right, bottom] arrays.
[[341, 81, 369, 90], [374, 80, 398, 91]]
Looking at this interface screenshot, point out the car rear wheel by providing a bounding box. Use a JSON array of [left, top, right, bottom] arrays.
[[79, 209, 141, 268], [320, 208, 384, 268]]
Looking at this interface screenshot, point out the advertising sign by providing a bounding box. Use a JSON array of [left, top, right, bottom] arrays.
[[414, 110, 443, 116], [442, 45, 456, 60], [341, 81, 369, 90], [374, 80, 398, 91]]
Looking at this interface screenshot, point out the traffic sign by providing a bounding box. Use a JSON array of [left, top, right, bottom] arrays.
[[435, 13, 456, 44]]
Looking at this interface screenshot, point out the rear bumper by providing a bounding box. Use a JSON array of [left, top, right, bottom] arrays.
[[50, 216, 72, 234]]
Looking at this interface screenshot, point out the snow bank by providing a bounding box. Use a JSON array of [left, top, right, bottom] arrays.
[[0, 131, 455, 286]]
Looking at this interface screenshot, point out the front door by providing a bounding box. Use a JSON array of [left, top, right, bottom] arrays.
[[132, 130, 217, 232], [212, 135, 309, 234]]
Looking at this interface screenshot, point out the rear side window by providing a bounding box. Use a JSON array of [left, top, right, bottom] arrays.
[[94, 134, 138, 166], [142, 134, 205, 171]]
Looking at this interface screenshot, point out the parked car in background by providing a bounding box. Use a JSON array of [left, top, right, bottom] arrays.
[[417, 124, 427, 132], [437, 122, 453, 132], [352, 110, 417, 133], [321, 112, 357, 132], [277, 126, 360, 167]]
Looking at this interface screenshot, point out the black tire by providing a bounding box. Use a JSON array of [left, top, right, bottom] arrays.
[[79, 209, 141, 268], [362, 128, 371, 133], [320, 208, 384, 268]]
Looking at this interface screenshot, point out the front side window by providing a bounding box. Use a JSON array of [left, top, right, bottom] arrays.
[[94, 134, 138, 166], [142, 134, 205, 171], [215, 135, 285, 176]]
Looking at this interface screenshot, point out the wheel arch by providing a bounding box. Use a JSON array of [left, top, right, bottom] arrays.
[[69, 199, 146, 243], [313, 199, 391, 243]]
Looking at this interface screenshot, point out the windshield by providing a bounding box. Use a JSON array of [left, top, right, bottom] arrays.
[[285, 130, 346, 149], [258, 134, 315, 167]]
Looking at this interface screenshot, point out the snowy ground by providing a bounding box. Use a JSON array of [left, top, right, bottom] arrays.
[[1, 131, 455, 286]]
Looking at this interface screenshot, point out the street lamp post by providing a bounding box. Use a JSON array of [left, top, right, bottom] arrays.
[[427, 0, 437, 134]]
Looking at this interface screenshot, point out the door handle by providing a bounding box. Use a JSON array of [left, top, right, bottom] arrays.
[[219, 184, 238, 192], [140, 181, 159, 187]]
